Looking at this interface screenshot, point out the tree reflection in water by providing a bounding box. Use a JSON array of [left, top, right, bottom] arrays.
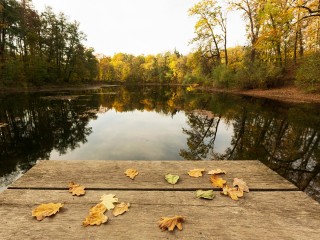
[[180, 95, 320, 201], [0, 86, 319, 202]]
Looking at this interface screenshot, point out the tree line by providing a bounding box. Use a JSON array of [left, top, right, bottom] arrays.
[[0, 0, 98, 86], [1, 0, 320, 91], [98, 0, 320, 91]]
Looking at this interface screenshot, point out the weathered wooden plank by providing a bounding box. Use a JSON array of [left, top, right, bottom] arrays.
[[9, 160, 297, 190], [0, 189, 319, 240]]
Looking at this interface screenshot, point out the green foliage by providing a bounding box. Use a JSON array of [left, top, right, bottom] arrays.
[[296, 53, 320, 92], [212, 65, 236, 88], [0, 0, 99, 86]]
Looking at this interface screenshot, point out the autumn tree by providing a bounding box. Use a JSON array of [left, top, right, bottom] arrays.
[[189, 0, 228, 66]]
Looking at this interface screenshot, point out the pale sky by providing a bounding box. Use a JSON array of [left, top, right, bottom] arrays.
[[32, 0, 246, 56]]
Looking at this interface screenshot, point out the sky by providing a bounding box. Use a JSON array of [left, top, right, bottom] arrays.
[[32, 0, 246, 56]]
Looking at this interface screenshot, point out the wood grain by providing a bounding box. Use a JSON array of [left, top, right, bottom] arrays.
[[0, 190, 319, 240], [9, 160, 297, 190]]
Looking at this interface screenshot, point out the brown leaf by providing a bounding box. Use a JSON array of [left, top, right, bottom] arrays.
[[158, 216, 185, 231], [208, 169, 227, 175], [68, 182, 86, 196], [221, 185, 243, 200], [112, 202, 130, 216], [83, 203, 108, 226], [233, 178, 249, 193], [210, 175, 226, 188], [124, 169, 139, 180], [32, 203, 64, 221], [188, 168, 205, 177]]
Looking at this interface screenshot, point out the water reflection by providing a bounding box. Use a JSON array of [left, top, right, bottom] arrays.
[[0, 85, 319, 201]]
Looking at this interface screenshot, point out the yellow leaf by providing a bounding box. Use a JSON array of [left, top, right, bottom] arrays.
[[210, 175, 226, 188], [100, 194, 119, 210], [68, 182, 86, 196], [83, 202, 108, 226], [208, 169, 227, 175], [188, 168, 205, 177], [124, 169, 139, 179], [233, 178, 249, 193], [158, 216, 185, 231], [90, 203, 107, 214], [112, 202, 130, 216], [32, 203, 63, 221], [221, 185, 243, 201]]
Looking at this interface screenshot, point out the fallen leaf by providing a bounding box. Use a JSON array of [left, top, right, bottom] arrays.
[[195, 190, 215, 200], [32, 203, 64, 221], [83, 203, 108, 226], [100, 194, 119, 210], [158, 216, 185, 231], [68, 182, 86, 196], [188, 168, 205, 177], [124, 169, 139, 180], [210, 175, 226, 188], [208, 169, 227, 175], [83, 211, 108, 226], [113, 202, 130, 216], [165, 174, 180, 184], [221, 185, 243, 201], [90, 203, 107, 214], [233, 178, 249, 193]]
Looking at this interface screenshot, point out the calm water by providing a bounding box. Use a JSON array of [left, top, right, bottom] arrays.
[[0, 85, 319, 201]]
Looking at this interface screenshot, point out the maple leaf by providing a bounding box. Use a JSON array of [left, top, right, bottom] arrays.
[[195, 190, 215, 200], [100, 194, 119, 210], [208, 169, 227, 175], [188, 168, 205, 177], [221, 185, 243, 201], [158, 216, 185, 231], [112, 202, 130, 216], [32, 203, 63, 221], [68, 182, 86, 196], [233, 178, 249, 193], [165, 174, 180, 184], [210, 175, 226, 188], [124, 169, 139, 180]]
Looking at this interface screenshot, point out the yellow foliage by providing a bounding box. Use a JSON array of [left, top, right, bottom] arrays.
[[32, 203, 64, 221], [124, 168, 139, 180], [158, 216, 185, 231], [188, 168, 205, 177]]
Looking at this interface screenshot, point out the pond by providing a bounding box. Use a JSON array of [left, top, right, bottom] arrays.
[[0, 85, 319, 202]]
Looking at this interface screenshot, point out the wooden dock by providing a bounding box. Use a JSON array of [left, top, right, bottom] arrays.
[[0, 160, 319, 239]]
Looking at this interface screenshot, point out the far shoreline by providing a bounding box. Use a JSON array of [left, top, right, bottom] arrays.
[[1, 82, 320, 104]]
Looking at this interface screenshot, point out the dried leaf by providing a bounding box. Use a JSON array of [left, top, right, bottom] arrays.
[[233, 178, 249, 193], [221, 185, 243, 201], [195, 190, 215, 200], [210, 175, 226, 188], [83, 203, 108, 226], [188, 168, 205, 177], [90, 203, 107, 214], [68, 182, 86, 196], [124, 169, 139, 180], [158, 216, 185, 231], [100, 194, 119, 210], [208, 169, 227, 175], [112, 202, 130, 216], [32, 203, 63, 221], [165, 174, 180, 184], [83, 211, 108, 226]]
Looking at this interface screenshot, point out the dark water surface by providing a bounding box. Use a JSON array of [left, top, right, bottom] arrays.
[[0, 85, 319, 201]]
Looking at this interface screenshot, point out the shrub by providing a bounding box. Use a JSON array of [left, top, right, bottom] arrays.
[[296, 53, 320, 92]]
